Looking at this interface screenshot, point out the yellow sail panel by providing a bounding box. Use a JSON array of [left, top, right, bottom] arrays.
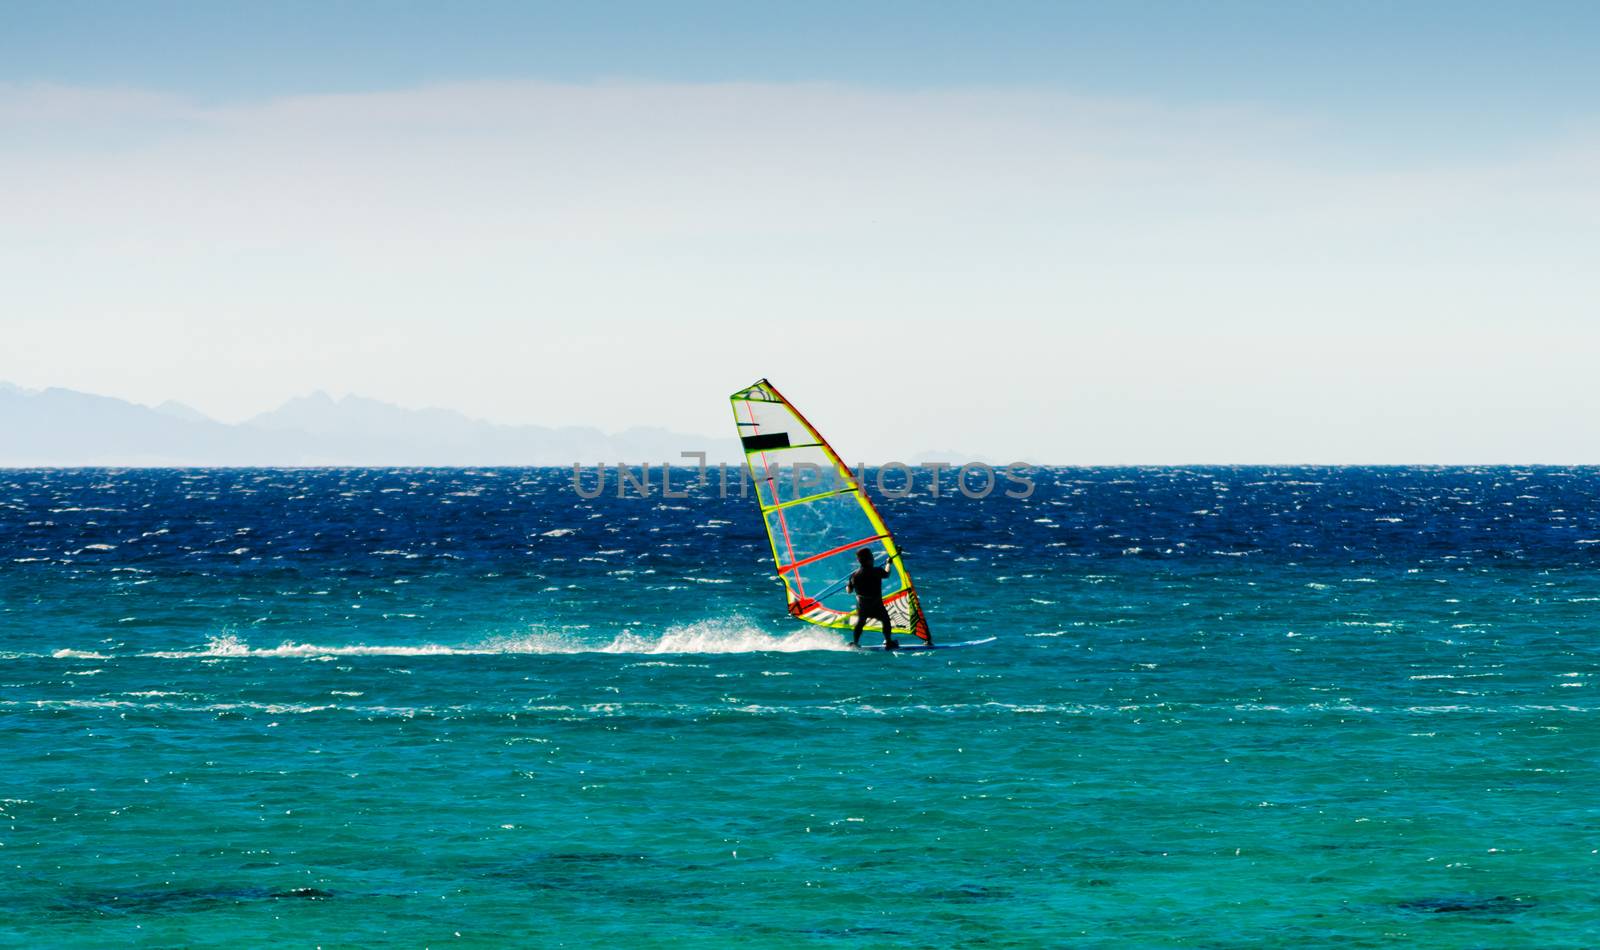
[[729, 379, 930, 641]]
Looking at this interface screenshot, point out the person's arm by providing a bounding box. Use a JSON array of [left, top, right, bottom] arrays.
[[847, 571, 856, 594]]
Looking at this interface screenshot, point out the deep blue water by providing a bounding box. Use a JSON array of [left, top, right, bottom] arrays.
[[3, 467, 1599, 947]]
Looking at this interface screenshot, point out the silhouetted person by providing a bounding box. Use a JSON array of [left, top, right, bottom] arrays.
[[848, 548, 897, 649]]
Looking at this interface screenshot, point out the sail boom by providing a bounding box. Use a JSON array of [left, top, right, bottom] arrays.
[[777, 533, 889, 575]]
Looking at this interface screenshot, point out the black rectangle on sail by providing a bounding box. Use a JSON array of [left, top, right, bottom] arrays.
[[741, 432, 791, 451]]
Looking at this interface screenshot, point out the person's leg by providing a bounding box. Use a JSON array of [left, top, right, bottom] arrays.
[[880, 612, 895, 649], [852, 614, 866, 646]]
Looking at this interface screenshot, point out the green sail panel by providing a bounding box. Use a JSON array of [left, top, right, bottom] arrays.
[[729, 379, 931, 642]]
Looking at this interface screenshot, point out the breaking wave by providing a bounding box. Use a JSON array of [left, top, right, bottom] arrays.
[[110, 621, 856, 659]]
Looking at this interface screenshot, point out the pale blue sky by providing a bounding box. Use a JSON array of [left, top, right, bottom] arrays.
[[3, 2, 1598, 460], [6, 2, 1597, 113]]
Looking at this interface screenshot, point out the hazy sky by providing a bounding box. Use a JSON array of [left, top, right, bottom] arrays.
[[3, 2, 1597, 461]]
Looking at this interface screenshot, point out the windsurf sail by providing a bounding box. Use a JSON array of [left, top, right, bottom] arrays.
[[730, 379, 931, 642]]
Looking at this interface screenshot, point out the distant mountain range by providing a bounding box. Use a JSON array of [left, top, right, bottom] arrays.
[[0, 383, 733, 467]]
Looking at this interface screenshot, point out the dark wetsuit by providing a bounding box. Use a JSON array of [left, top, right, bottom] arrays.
[[848, 563, 893, 646]]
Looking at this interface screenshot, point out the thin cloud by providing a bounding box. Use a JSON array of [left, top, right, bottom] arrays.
[[1, 80, 1596, 461]]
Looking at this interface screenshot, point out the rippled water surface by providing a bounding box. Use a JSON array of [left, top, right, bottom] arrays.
[[3, 467, 1598, 947]]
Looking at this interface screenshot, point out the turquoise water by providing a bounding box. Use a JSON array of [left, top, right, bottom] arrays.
[[3, 468, 1598, 946]]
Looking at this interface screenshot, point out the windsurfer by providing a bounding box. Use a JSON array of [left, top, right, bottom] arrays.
[[848, 548, 897, 649]]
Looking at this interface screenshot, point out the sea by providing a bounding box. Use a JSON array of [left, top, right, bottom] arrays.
[[2, 466, 1597, 948]]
